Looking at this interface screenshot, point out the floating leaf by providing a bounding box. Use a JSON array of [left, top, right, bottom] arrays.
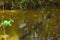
[[0, 18, 14, 27], [1, 20, 12, 27]]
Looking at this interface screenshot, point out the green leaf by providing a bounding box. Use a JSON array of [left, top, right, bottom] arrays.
[[1, 20, 12, 27]]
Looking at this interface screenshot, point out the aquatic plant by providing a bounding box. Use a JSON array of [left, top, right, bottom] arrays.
[[0, 18, 14, 40], [0, 18, 14, 27]]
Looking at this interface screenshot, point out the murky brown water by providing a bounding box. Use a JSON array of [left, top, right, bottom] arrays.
[[0, 7, 60, 40]]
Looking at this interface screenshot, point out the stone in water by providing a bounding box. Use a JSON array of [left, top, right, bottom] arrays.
[[19, 23, 27, 29]]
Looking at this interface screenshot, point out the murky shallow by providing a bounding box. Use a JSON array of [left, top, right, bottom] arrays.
[[0, 7, 60, 40]]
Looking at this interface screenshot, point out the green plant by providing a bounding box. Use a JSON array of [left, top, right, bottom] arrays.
[[1, 18, 14, 27], [0, 18, 14, 40], [19, 0, 40, 9]]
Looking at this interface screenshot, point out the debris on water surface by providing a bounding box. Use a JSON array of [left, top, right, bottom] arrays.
[[19, 23, 27, 29], [1, 20, 12, 27], [0, 18, 14, 27]]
